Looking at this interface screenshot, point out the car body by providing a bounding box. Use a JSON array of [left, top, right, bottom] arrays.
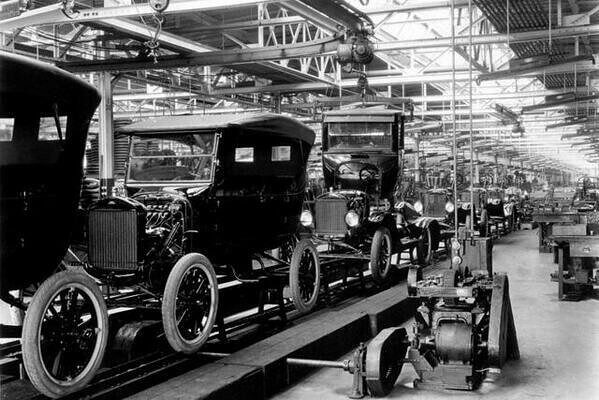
[[300, 106, 434, 280], [0, 51, 100, 292], [0, 51, 103, 399], [99, 113, 315, 274]]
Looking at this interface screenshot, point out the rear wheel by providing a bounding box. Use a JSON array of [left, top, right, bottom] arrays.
[[162, 253, 219, 354], [289, 239, 321, 314], [417, 226, 433, 266], [370, 227, 393, 284], [22, 271, 108, 399]]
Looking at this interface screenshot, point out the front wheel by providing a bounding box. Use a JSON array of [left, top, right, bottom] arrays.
[[162, 253, 219, 354], [417, 226, 433, 266], [289, 239, 321, 314], [370, 227, 393, 284], [22, 271, 109, 399]]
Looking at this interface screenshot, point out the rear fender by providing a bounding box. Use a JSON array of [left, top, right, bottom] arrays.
[[413, 217, 441, 249]]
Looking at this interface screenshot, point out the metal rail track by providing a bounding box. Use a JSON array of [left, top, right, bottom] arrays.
[[3, 254, 449, 400]]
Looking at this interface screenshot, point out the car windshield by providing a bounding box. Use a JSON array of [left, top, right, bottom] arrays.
[[127, 133, 216, 184], [328, 122, 392, 150]]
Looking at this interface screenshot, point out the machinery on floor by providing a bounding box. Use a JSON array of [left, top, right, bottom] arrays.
[[286, 228, 519, 398], [549, 217, 599, 300]]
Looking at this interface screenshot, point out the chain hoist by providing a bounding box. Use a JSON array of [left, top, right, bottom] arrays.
[[143, 0, 170, 63]]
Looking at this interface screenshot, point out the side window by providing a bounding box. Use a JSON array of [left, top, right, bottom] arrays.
[[0, 118, 14, 141], [234, 147, 254, 163], [39, 116, 67, 141], [271, 146, 291, 161]]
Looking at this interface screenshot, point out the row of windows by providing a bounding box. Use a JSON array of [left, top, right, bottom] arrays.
[[0, 116, 67, 142], [234, 145, 291, 163]]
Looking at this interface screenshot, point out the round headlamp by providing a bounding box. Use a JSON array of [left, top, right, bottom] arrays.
[[452, 255, 463, 266], [345, 210, 360, 227], [300, 210, 313, 227], [414, 200, 423, 213], [445, 201, 455, 213]]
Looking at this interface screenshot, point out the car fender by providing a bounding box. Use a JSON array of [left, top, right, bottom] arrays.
[[412, 217, 441, 249]]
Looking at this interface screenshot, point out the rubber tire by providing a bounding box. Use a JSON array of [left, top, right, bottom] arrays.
[[22, 271, 108, 399], [289, 239, 321, 314], [417, 226, 433, 265], [370, 227, 393, 284], [162, 253, 219, 354]]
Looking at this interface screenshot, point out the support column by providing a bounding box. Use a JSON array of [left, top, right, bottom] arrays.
[[414, 132, 421, 183], [98, 71, 114, 196], [493, 155, 499, 184], [475, 152, 480, 184]]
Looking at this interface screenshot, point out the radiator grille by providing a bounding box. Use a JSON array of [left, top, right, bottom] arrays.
[[88, 208, 140, 271], [314, 198, 347, 235], [425, 195, 446, 217]]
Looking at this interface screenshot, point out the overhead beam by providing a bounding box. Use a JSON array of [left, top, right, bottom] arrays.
[[0, 0, 274, 31], [209, 64, 598, 95], [97, 18, 212, 54], [58, 35, 340, 72], [113, 87, 590, 103], [364, 0, 470, 15], [167, 16, 305, 32], [375, 24, 599, 51]]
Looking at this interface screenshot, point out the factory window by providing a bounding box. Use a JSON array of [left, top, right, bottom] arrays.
[[39, 116, 67, 141], [271, 146, 291, 161], [0, 118, 13, 141], [235, 147, 254, 163]]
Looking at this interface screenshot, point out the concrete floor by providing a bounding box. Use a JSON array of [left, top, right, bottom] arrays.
[[274, 229, 599, 400]]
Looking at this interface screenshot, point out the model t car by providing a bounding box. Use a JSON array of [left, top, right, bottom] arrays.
[[0, 52, 103, 398], [485, 187, 516, 234], [298, 106, 431, 284], [401, 184, 453, 260], [104, 113, 317, 333]]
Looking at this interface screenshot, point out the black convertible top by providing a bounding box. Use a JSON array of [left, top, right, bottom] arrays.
[[0, 51, 100, 116], [117, 113, 315, 145]]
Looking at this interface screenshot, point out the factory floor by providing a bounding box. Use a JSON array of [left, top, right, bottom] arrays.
[[274, 229, 599, 400]]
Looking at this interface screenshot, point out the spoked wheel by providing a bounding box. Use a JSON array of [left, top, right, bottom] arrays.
[[370, 227, 393, 285], [162, 253, 219, 354], [417, 226, 433, 266], [289, 239, 321, 314], [22, 271, 108, 399]]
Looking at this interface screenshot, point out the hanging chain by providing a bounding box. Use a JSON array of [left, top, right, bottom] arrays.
[[144, 13, 164, 63]]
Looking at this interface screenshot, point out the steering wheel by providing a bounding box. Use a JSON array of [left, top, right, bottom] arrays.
[[359, 166, 378, 181]]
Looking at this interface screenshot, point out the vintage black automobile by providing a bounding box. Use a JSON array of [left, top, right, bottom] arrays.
[[99, 113, 317, 334], [485, 187, 514, 234], [0, 52, 103, 398], [402, 185, 451, 262], [298, 107, 428, 284]]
